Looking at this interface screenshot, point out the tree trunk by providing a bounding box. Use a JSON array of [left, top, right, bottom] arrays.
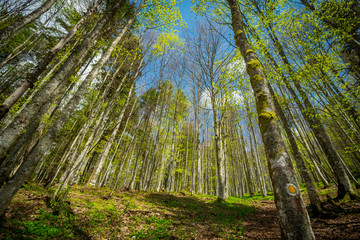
[[269, 84, 323, 214], [211, 95, 227, 201], [227, 0, 315, 238], [0, 0, 126, 157], [0, 0, 102, 119], [265, 21, 356, 199], [88, 84, 134, 186], [0, 0, 57, 44], [238, 123, 254, 197]]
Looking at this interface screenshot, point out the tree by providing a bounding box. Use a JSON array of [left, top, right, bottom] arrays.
[[184, 21, 234, 201], [0, 0, 58, 44], [225, 0, 315, 238], [0, 0, 102, 119]]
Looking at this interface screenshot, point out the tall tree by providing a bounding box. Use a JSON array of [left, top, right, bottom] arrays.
[[225, 0, 315, 238], [0, 0, 58, 44]]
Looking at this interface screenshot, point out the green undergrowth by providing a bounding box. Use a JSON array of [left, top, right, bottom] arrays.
[[233, 192, 275, 203], [2, 183, 274, 239], [317, 185, 338, 198]]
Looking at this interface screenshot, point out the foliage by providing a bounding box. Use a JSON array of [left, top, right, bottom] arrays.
[[151, 32, 185, 56], [139, 0, 186, 32]]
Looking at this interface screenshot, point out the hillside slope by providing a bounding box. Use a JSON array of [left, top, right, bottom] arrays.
[[1, 184, 359, 239]]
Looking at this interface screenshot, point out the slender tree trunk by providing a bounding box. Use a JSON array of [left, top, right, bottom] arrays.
[[88, 84, 134, 186], [269, 84, 323, 214], [0, 6, 61, 71], [0, 0, 58, 44], [238, 123, 254, 197], [265, 21, 356, 199], [143, 92, 168, 191], [244, 99, 267, 196], [211, 95, 227, 201], [0, 36, 135, 212], [166, 90, 181, 192], [0, 0, 102, 119], [128, 114, 151, 190], [0, 0, 125, 157]]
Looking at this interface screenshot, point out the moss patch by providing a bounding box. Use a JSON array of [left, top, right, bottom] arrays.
[[245, 49, 255, 56], [259, 111, 275, 120], [250, 74, 263, 87], [235, 29, 243, 36], [256, 92, 275, 134], [246, 59, 261, 73]]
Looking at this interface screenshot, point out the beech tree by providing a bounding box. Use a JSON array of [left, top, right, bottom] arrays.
[[184, 21, 234, 201], [0, 1, 359, 239], [226, 0, 315, 237], [0, 0, 58, 44], [0, 0, 102, 119]]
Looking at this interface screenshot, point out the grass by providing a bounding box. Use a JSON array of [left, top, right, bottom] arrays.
[[5, 200, 84, 239], [1, 183, 272, 239], [3, 181, 343, 239], [231, 192, 275, 203]]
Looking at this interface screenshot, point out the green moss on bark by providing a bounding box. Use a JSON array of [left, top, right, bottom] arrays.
[[259, 111, 276, 120], [246, 59, 261, 73], [250, 74, 262, 86], [245, 49, 255, 56], [256, 92, 275, 134], [235, 29, 243, 36], [256, 92, 267, 113]]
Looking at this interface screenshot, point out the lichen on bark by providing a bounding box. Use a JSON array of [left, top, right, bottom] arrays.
[[246, 59, 262, 72]]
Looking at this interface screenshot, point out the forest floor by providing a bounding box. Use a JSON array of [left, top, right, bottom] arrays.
[[1, 183, 360, 239]]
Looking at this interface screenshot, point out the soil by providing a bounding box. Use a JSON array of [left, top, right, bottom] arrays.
[[242, 195, 360, 239], [242, 200, 281, 239]]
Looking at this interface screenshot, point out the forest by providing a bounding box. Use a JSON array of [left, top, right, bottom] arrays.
[[0, 0, 359, 239]]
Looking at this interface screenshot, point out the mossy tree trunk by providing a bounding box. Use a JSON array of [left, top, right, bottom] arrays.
[[0, 1, 142, 214], [0, 0, 126, 158], [0, 0, 102, 119], [226, 0, 315, 239]]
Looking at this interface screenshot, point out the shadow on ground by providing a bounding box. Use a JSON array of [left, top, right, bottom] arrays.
[[140, 192, 256, 239]]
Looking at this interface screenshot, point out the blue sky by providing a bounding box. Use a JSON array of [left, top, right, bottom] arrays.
[[175, 1, 197, 33], [179, 1, 196, 25]]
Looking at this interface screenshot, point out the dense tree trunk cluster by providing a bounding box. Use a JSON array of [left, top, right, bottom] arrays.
[[0, 0, 359, 239]]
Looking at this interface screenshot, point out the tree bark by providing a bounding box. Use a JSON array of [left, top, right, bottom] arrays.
[[269, 84, 323, 214], [265, 20, 356, 198], [227, 0, 315, 238], [0, 0, 102, 119], [238, 123, 254, 197], [0, 0, 57, 44], [211, 94, 227, 201], [0, 0, 125, 158], [88, 84, 134, 186]]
